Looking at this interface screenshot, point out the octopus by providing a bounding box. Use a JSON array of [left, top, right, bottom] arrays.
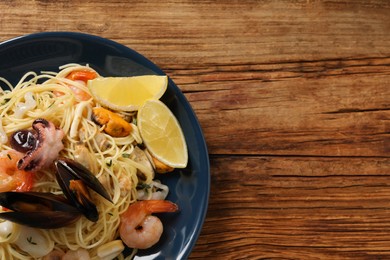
[[11, 119, 64, 172]]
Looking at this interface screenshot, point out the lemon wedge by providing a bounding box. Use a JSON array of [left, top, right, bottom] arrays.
[[137, 100, 188, 168], [88, 75, 168, 111]]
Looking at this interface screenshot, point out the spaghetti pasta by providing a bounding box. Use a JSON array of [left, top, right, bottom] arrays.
[[0, 64, 170, 259]]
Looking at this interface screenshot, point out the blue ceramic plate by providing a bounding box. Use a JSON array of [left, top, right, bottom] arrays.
[[0, 32, 210, 259]]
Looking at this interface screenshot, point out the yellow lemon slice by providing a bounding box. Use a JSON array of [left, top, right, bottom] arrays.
[[138, 100, 188, 168], [88, 75, 168, 111]]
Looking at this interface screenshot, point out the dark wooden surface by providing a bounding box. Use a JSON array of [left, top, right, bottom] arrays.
[[1, 1, 389, 259]]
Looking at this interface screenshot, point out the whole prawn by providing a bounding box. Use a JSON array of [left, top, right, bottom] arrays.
[[119, 200, 178, 249]]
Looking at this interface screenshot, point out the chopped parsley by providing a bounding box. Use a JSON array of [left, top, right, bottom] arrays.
[[1, 98, 10, 106], [122, 153, 131, 158], [137, 183, 151, 190], [27, 236, 37, 245], [106, 159, 112, 167]]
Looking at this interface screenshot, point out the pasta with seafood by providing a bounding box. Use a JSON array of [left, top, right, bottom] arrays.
[[0, 64, 179, 259]]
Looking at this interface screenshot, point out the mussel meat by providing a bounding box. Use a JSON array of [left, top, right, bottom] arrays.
[[0, 192, 81, 229], [55, 158, 112, 222], [91, 107, 132, 137]]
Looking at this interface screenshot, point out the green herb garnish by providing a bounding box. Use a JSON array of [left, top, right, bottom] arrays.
[[122, 153, 131, 158], [106, 159, 112, 167], [1, 98, 10, 106], [27, 236, 37, 245], [137, 183, 151, 190]]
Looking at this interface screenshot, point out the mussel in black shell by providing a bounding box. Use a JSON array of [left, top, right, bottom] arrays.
[[54, 158, 112, 222], [0, 192, 81, 229]]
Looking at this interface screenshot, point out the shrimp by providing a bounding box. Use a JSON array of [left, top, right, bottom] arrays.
[[119, 200, 178, 249], [66, 70, 97, 101], [0, 150, 34, 192], [66, 82, 91, 102], [54, 70, 98, 101]]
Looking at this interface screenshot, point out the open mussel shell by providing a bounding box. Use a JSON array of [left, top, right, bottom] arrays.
[[55, 158, 112, 222], [0, 192, 81, 229], [55, 161, 98, 222], [55, 158, 112, 202]]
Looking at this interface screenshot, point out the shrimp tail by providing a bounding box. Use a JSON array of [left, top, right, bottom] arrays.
[[144, 200, 178, 213]]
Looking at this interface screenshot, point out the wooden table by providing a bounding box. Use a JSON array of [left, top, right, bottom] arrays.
[[1, 1, 389, 259]]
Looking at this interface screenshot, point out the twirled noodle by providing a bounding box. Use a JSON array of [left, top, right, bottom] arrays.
[[0, 64, 154, 259]]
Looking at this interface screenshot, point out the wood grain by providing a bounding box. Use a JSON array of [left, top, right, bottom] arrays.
[[192, 156, 390, 259], [0, 0, 389, 259]]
